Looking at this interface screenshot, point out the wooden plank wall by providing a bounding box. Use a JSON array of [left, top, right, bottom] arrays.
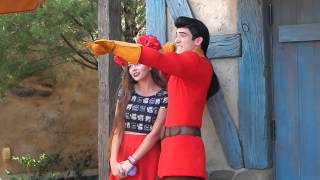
[[296, 0, 320, 178], [274, 0, 320, 179], [237, 0, 271, 169]]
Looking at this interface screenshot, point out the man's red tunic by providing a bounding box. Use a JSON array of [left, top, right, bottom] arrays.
[[140, 46, 213, 179]]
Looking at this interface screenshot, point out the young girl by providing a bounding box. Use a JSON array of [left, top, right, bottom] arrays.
[[109, 35, 167, 180]]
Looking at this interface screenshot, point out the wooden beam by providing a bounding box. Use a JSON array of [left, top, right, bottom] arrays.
[[238, 0, 271, 169], [166, 0, 193, 19], [207, 91, 244, 169], [97, 0, 121, 179], [207, 33, 242, 59], [166, 0, 244, 168], [279, 23, 320, 42], [146, 0, 166, 44]]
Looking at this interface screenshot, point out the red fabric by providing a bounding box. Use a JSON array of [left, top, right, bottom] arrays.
[[137, 35, 161, 50], [114, 56, 127, 66], [109, 134, 161, 180], [139, 47, 212, 179], [159, 136, 206, 178]]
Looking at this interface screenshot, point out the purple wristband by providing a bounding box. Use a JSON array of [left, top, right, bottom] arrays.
[[127, 155, 136, 165]]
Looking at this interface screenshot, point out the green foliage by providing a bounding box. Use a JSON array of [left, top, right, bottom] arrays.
[[0, 0, 147, 99], [64, 150, 94, 179], [0, 59, 49, 98], [0, 0, 97, 98], [6, 153, 62, 180], [121, 0, 146, 42], [5, 150, 96, 180]]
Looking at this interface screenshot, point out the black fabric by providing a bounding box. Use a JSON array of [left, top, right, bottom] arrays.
[[124, 89, 168, 134], [207, 67, 220, 99]]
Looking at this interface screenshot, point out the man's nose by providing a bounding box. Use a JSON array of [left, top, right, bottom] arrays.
[[175, 37, 180, 44]]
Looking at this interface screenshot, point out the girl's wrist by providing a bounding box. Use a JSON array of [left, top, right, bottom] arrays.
[[110, 159, 117, 165], [127, 155, 136, 165]]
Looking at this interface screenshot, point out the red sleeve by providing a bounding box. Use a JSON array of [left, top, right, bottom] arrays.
[[139, 46, 207, 79]]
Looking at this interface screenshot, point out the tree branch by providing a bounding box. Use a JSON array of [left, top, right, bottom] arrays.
[[71, 56, 97, 70], [64, 12, 95, 40], [60, 34, 98, 69]]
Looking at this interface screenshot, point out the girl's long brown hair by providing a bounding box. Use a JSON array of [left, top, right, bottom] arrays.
[[107, 67, 166, 157]]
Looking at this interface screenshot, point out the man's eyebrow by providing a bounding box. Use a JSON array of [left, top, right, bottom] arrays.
[[176, 31, 188, 35]]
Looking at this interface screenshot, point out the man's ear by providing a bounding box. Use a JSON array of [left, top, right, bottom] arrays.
[[194, 37, 203, 46]]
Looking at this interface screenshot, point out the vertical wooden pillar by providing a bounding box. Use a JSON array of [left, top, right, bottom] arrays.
[[237, 0, 271, 169], [97, 0, 121, 179], [146, 0, 166, 43]]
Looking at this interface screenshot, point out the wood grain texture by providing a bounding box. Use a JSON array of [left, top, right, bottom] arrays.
[[207, 91, 244, 169], [238, 0, 271, 169], [166, 0, 193, 19], [146, 0, 166, 44], [274, 0, 320, 179], [207, 33, 242, 59], [279, 23, 320, 42]]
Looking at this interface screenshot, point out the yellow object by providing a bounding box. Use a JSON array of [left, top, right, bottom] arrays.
[[162, 42, 176, 53], [193, 48, 204, 57], [82, 39, 142, 64], [2, 147, 11, 161]]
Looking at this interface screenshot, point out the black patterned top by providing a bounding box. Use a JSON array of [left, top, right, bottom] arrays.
[[124, 89, 168, 134]]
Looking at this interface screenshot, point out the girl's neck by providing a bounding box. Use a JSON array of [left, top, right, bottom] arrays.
[[135, 76, 160, 96]]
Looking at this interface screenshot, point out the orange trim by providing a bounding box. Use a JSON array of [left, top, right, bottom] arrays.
[[0, 0, 45, 14], [193, 47, 204, 57]]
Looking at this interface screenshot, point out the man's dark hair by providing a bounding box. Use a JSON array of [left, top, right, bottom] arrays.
[[174, 16, 210, 56]]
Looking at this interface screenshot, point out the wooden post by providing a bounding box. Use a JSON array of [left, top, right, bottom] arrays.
[[238, 0, 271, 168], [97, 0, 121, 179]]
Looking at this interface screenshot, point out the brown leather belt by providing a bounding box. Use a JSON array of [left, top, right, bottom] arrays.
[[161, 126, 201, 139]]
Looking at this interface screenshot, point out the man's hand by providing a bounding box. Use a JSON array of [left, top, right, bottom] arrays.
[[81, 39, 142, 64], [81, 39, 115, 56]]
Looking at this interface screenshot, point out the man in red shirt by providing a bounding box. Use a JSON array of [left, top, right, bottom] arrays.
[[83, 16, 219, 180]]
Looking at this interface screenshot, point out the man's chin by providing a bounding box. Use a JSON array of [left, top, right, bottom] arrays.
[[176, 48, 183, 54]]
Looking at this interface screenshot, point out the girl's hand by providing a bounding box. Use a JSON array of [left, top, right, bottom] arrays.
[[110, 161, 126, 178], [119, 160, 134, 175]]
